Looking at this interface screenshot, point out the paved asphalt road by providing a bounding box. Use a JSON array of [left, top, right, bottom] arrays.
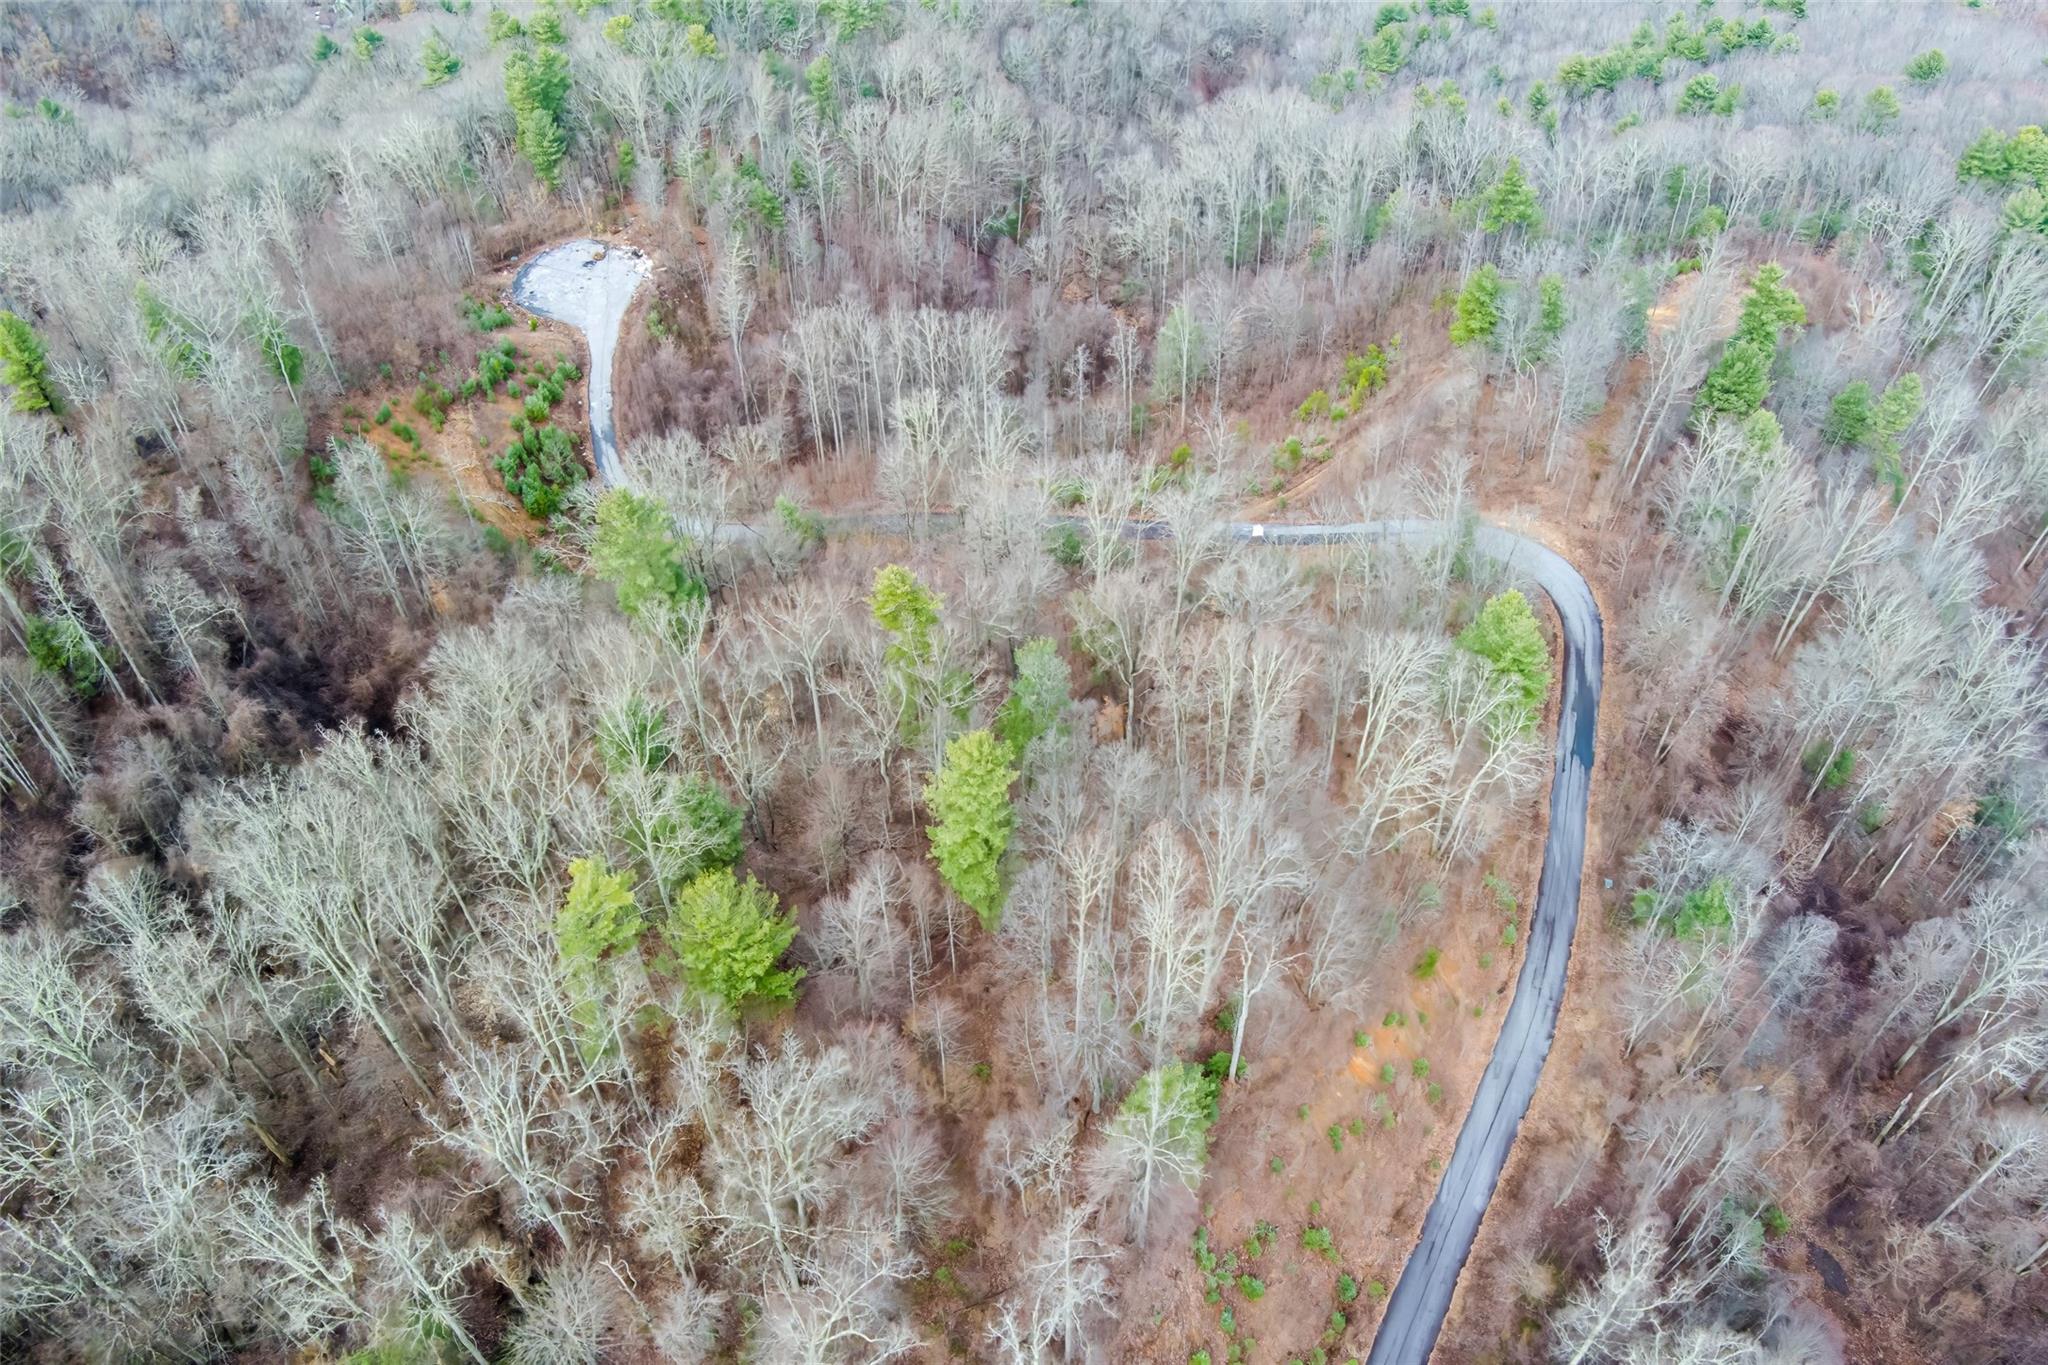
[[513, 240, 1606, 1365]]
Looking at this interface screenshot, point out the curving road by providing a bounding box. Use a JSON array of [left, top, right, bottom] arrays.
[[511, 241, 1605, 1365], [1339, 526, 1601, 1365]]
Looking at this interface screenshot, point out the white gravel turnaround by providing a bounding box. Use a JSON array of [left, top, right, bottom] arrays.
[[524, 230, 1602, 1364], [509, 238, 650, 485]]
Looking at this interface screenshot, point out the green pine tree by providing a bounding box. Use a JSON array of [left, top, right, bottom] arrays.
[[1698, 265, 1803, 420], [1536, 275, 1567, 348], [1697, 336, 1773, 417], [486, 8, 524, 44], [515, 106, 567, 190], [666, 868, 803, 1009], [1904, 49, 1948, 84], [1677, 73, 1721, 116], [871, 564, 950, 735], [421, 33, 461, 87], [924, 729, 1018, 931], [994, 636, 1070, 763], [1455, 590, 1551, 731], [1449, 264, 1503, 346], [2003, 186, 2048, 236], [1731, 264, 1805, 346], [595, 695, 673, 774], [806, 53, 836, 119], [870, 564, 940, 659], [1867, 372, 1925, 499], [557, 858, 643, 969], [591, 488, 703, 622], [0, 312, 63, 414], [24, 615, 103, 696], [1481, 158, 1541, 232], [617, 771, 744, 900], [505, 43, 571, 189], [1822, 381, 1874, 447]]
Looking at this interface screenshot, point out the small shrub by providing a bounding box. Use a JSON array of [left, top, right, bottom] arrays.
[[1270, 1156, 1284, 1175], [374, 403, 392, 425], [1760, 1204, 1792, 1238], [1412, 948, 1440, 980], [775, 495, 826, 549], [1336, 1274, 1359, 1303], [495, 423, 585, 519], [1427, 1082, 1443, 1105], [24, 615, 105, 696], [1802, 741, 1855, 791], [422, 33, 461, 85], [1352, 1029, 1370, 1048], [476, 339, 519, 391], [1301, 1227, 1336, 1261], [1411, 1058, 1430, 1079], [1046, 523, 1085, 567], [1237, 1275, 1266, 1301], [1905, 49, 1947, 83], [412, 383, 453, 431], [461, 294, 512, 330], [1327, 1124, 1344, 1154], [1379, 1062, 1396, 1085]]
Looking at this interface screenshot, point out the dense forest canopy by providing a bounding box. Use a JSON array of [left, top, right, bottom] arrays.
[[2, 1, 2047, 1362]]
